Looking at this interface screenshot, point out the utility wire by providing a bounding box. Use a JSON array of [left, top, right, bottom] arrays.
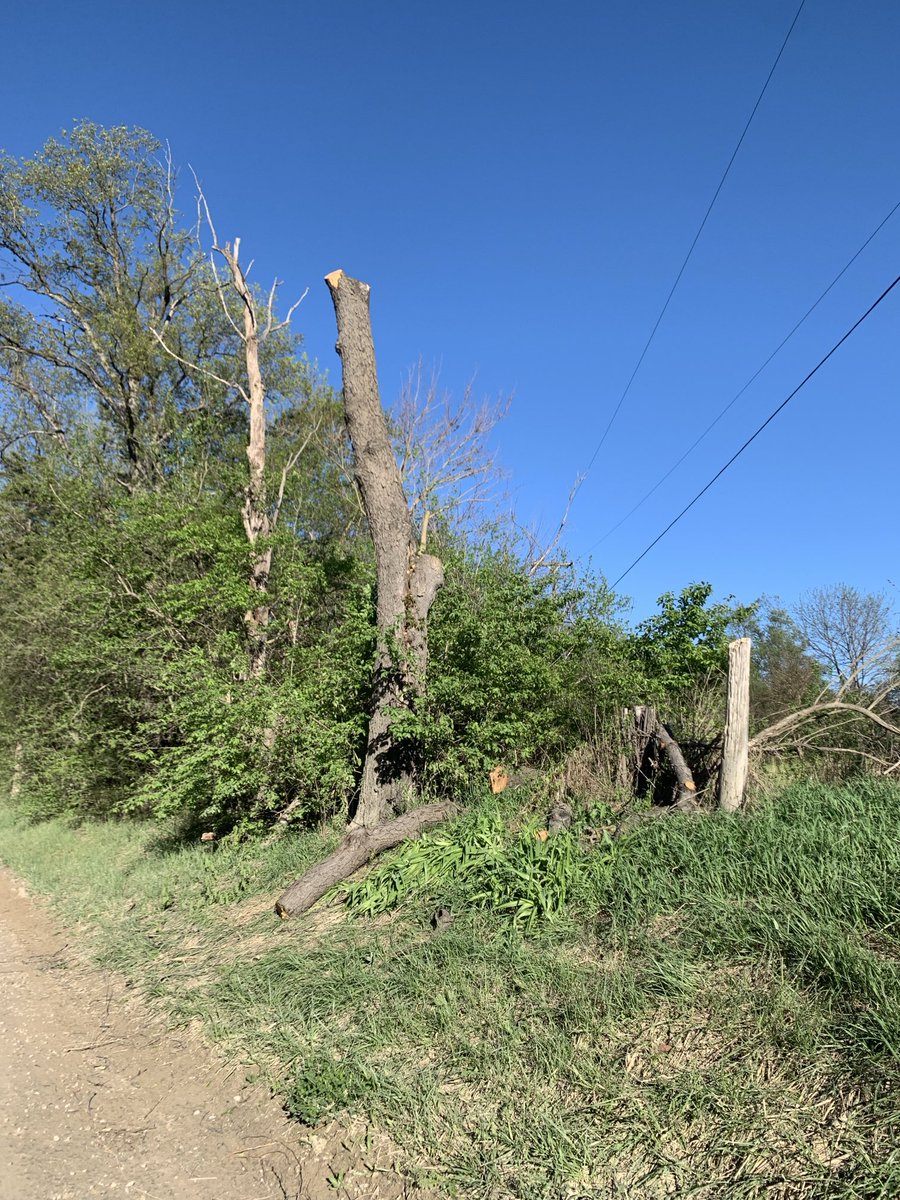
[[587, 196, 900, 553], [580, 0, 807, 483], [610, 270, 900, 589]]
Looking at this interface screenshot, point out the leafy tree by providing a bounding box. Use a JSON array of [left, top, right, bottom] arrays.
[[745, 606, 824, 729], [635, 583, 754, 699], [1, 123, 213, 484]]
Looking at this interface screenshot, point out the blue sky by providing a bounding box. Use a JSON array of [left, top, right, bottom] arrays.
[[3, 0, 898, 619]]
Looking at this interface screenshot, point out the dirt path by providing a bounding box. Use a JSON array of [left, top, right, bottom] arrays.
[[0, 869, 410, 1200]]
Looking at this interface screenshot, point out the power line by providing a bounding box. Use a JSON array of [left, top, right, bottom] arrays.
[[610, 270, 900, 589], [587, 196, 900, 553], [579, 0, 807, 483]]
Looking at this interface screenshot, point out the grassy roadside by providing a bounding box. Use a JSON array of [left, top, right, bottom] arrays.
[[2, 778, 900, 1198]]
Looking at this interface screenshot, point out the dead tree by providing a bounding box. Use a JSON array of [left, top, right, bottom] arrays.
[[153, 187, 309, 681], [749, 635, 900, 773], [275, 272, 447, 919], [324, 271, 444, 828], [393, 359, 509, 544], [222, 237, 273, 679]]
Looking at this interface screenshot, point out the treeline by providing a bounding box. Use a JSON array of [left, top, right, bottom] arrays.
[[0, 124, 895, 833]]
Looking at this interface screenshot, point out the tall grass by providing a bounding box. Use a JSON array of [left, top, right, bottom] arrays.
[[2, 778, 899, 1197]]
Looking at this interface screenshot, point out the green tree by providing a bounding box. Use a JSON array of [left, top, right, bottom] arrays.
[[635, 583, 754, 698], [746, 606, 824, 730]]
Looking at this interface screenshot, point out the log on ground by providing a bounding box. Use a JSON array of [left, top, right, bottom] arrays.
[[274, 801, 458, 918]]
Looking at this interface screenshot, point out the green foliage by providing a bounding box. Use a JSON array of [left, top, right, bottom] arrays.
[[745, 605, 825, 728], [3, 122, 796, 839], [343, 797, 615, 927], [5, 779, 900, 1198], [285, 1052, 373, 1126], [402, 550, 632, 792], [636, 581, 755, 697]]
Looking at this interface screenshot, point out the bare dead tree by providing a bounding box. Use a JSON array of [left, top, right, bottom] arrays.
[[152, 183, 310, 680], [275, 272, 450, 919], [524, 473, 583, 577], [392, 359, 509, 546], [795, 584, 897, 691], [749, 635, 900, 773]]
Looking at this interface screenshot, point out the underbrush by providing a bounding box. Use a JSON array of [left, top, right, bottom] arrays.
[[2, 778, 899, 1198]]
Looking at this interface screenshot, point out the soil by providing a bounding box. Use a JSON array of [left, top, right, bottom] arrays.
[[0, 869, 415, 1200]]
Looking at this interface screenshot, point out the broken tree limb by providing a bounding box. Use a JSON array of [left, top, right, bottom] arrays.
[[633, 706, 699, 810], [324, 270, 444, 828], [653, 723, 700, 810], [274, 801, 458, 918], [750, 700, 900, 749]]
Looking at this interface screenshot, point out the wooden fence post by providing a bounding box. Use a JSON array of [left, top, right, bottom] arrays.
[[719, 637, 752, 812]]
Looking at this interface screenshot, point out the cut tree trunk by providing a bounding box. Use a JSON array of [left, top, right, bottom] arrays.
[[324, 270, 443, 828], [273, 272, 451, 920], [633, 706, 699, 810], [633, 705, 659, 797], [719, 637, 751, 812], [653, 722, 700, 811], [275, 801, 457, 918]]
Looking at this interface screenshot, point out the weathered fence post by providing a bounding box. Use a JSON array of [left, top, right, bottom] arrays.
[[719, 637, 752, 812]]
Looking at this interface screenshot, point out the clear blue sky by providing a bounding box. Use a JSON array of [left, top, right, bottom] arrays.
[[3, 0, 898, 619]]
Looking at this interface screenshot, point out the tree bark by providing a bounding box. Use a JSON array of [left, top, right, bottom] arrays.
[[633, 706, 698, 810], [633, 705, 659, 797], [653, 722, 699, 810], [324, 271, 443, 827], [223, 239, 272, 681], [274, 801, 457, 917], [719, 637, 751, 812]]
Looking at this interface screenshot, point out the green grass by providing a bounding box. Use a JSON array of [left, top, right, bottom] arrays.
[[2, 778, 900, 1198]]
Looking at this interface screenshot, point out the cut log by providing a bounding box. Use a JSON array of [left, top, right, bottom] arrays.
[[274, 801, 458, 918], [653, 723, 699, 810], [632, 706, 699, 811]]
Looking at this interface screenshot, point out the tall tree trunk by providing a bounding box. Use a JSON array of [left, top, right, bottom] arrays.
[[324, 271, 443, 828], [223, 240, 272, 680]]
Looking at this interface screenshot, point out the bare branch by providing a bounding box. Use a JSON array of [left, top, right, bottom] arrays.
[[751, 700, 900, 748], [149, 326, 247, 400], [392, 359, 509, 536], [528, 472, 584, 576]]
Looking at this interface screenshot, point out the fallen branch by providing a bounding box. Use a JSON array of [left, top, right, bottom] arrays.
[[274, 801, 458, 918], [653, 722, 700, 810], [633, 706, 699, 810], [750, 700, 900, 749]]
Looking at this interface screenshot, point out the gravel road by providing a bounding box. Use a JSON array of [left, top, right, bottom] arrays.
[[0, 869, 409, 1200]]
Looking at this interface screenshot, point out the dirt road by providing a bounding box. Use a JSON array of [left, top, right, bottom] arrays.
[[0, 869, 408, 1200]]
